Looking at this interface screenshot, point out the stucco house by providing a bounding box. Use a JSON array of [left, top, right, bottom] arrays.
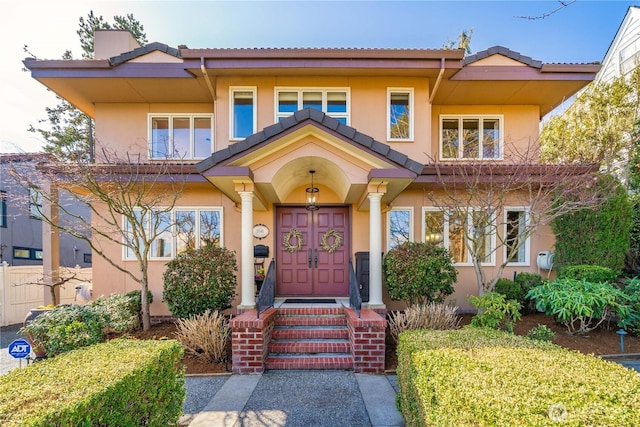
[[23, 30, 599, 372]]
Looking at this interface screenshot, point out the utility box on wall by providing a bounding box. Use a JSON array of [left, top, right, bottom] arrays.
[[537, 251, 555, 270]]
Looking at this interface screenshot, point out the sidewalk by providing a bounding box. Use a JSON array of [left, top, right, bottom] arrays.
[[183, 371, 405, 427]]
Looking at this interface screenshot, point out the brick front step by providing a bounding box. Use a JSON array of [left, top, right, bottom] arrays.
[[275, 315, 347, 327], [272, 327, 349, 340], [265, 354, 354, 370], [269, 340, 351, 354]]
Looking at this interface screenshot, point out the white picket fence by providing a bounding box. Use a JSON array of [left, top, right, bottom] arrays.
[[0, 262, 92, 326]]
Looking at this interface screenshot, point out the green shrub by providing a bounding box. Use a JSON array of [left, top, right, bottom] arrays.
[[0, 339, 184, 426], [19, 305, 103, 357], [551, 174, 632, 272], [558, 264, 619, 283], [91, 292, 143, 333], [387, 303, 460, 344], [163, 245, 238, 318], [469, 291, 522, 333], [526, 324, 556, 342], [623, 277, 640, 332], [383, 242, 457, 305], [527, 278, 635, 335], [494, 277, 524, 304], [396, 328, 640, 427], [515, 272, 544, 314], [625, 194, 640, 275]]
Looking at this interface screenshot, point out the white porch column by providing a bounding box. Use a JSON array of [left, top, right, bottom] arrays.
[[368, 192, 385, 309], [238, 191, 255, 309]]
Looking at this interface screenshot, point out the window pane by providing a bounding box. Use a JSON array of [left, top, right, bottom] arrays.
[[424, 211, 444, 247], [472, 210, 492, 263], [449, 212, 467, 263], [29, 188, 42, 219], [335, 117, 347, 125], [506, 210, 526, 263], [194, 117, 212, 158], [327, 92, 347, 113], [462, 119, 479, 158], [151, 211, 172, 258], [482, 119, 500, 159], [151, 117, 170, 158], [303, 92, 322, 110], [0, 192, 6, 227], [278, 92, 298, 114], [13, 248, 30, 259], [442, 119, 459, 159], [34, 250, 43, 260], [389, 92, 410, 139], [172, 117, 190, 158], [233, 91, 254, 139], [176, 211, 196, 254], [200, 210, 221, 247], [389, 210, 410, 249]]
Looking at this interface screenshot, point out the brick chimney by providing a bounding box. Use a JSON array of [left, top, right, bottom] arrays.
[[94, 29, 141, 59]]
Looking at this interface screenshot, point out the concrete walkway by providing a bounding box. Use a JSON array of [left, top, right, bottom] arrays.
[[185, 371, 405, 427]]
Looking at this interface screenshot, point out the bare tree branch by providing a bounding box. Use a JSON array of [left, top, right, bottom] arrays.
[[516, 0, 576, 20]]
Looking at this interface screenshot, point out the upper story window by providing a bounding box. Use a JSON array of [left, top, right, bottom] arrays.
[[29, 187, 42, 219], [149, 114, 213, 159], [231, 87, 257, 140], [275, 88, 349, 124], [440, 115, 502, 160], [387, 88, 413, 141], [620, 38, 640, 74]]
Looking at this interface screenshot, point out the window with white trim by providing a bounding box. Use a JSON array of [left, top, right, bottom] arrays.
[[231, 87, 257, 140], [387, 88, 413, 141], [149, 114, 213, 159], [505, 207, 530, 265], [275, 88, 349, 124], [388, 207, 413, 250], [422, 207, 495, 266], [124, 207, 222, 260], [440, 115, 502, 160]]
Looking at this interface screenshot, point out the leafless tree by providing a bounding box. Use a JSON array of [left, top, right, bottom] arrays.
[[16, 267, 90, 306], [9, 145, 187, 330], [422, 142, 606, 295]]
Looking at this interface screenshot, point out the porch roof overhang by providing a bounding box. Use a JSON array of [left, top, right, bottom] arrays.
[[196, 108, 423, 211]]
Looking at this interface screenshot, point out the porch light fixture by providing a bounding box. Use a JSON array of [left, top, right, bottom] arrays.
[[305, 170, 319, 211]]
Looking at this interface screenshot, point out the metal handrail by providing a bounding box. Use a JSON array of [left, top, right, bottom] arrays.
[[348, 259, 361, 318], [257, 259, 275, 319]]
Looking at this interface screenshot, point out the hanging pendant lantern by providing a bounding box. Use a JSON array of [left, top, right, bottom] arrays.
[[305, 170, 319, 211]]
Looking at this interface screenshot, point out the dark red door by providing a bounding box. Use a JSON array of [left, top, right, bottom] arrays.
[[276, 206, 350, 296]]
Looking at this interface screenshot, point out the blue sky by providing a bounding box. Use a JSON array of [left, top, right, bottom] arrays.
[[1, 0, 636, 153]]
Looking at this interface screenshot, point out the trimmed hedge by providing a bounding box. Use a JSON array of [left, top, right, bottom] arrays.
[[0, 339, 185, 426], [397, 328, 640, 426], [557, 264, 619, 283]]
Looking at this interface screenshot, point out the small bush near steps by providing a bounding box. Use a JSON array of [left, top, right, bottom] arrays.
[[397, 328, 640, 427], [387, 303, 460, 344], [469, 291, 522, 333], [174, 310, 230, 363], [163, 245, 237, 318]]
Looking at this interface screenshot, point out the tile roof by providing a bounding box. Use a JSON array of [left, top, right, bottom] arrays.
[[463, 45, 543, 68], [196, 108, 424, 175], [109, 42, 181, 66]]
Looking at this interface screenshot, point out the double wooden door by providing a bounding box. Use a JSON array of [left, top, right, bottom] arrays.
[[276, 206, 350, 296]]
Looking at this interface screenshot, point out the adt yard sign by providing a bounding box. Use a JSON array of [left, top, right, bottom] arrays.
[[8, 339, 31, 359]]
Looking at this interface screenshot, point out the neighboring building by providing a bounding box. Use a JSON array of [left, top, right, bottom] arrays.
[[596, 5, 640, 83], [23, 31, 599, 318], [0, 153, 92, 268]]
